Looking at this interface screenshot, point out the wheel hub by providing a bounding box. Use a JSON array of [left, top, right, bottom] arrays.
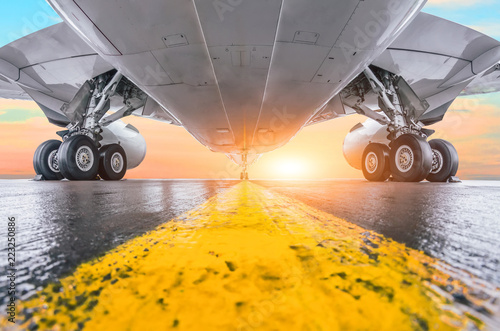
[[396, 145, 414, 173], [76, 146, 94, 172], [111, 152, 124, 173], [431, 149, 444, 174], [365, 152, 378, 174], [47, 150, 60, 173]]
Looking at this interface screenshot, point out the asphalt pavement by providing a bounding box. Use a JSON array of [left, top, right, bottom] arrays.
[[0, 179, 499, 307]]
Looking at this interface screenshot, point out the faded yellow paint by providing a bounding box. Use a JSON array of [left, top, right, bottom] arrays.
[[3, 182, 499, 330]]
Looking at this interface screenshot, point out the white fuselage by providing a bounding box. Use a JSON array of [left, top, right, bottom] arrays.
[[47, 0, 427, 163]]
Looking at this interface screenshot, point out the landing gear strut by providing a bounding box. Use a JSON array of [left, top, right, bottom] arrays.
[[240, 171, 249, 180], [239, 153, 250, 180]]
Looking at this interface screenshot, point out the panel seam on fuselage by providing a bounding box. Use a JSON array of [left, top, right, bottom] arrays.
[[311, 0, 363, 82], [386, 47, 471, 62], [250, 0, 284, 148], [150, 51, 176, 84], [19, 53, 99, 70], [190, 0, 237, 147], [72, 0, 122, 55]]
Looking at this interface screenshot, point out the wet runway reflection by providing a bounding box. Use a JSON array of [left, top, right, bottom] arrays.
[[256, 180, 500, 285], [0, 180, 237, 304]]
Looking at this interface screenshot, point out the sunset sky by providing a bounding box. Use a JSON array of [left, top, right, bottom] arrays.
[[1, 0, 499, 180]]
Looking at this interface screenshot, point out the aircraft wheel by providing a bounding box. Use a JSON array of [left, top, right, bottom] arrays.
[[58, 135, 99, 180], [99, 144, 127, 181], [362, 143, 391, 182], [389, 134, 432, 182], [426, 139, 459, 182], [33, 140, 64, 180]]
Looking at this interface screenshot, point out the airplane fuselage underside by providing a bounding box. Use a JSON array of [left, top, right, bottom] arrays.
[[47, 0, 426, 158]]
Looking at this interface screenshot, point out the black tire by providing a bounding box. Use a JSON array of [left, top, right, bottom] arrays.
[[33, 140, 64, 180], [99, 144, 127, 181], [58, 135, 99, 181], [389, 134, 433, 182], [426, 139, 459, 182], [362, 143, 391, 182], [33, 143, 42, 175]]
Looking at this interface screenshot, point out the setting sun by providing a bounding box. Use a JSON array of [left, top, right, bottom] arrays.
[[276, 160, 306, 176], [274, 159, 308, 178]]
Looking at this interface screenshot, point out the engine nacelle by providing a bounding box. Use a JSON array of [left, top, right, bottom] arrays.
[[100, 120, 147, 169], [343, 119, 390, 170]]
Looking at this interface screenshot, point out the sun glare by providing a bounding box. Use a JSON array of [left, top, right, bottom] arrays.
[[274, 159, 308, 178]]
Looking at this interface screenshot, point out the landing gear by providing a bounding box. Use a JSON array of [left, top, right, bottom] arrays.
[[426, 139, 459, 182], [389, 134, 433, 182], [342, 66, 461, 183], [58, 135, 100, 180], [32, 70, 146, 181], [99, 144, 127, 181], [240, 154, 250, 180], [33, 140, 64, 180], [362, 143, 391, 182]]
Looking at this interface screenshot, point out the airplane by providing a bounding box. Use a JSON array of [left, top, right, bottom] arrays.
[[1, 0, 499, 182]]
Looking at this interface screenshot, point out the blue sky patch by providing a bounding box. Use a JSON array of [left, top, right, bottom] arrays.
[[0, 108, 44, 123], [0, 1, 62, 48], [423, 1, 500, 40]]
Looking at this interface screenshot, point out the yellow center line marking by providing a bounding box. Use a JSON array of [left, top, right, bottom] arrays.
[[2, 182, 499, 330]]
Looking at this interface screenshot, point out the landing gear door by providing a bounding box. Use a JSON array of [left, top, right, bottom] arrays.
[[61, 81, 92, 126], [394, 76, 429, 122]]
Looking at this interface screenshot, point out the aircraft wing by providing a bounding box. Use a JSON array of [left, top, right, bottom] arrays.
[[0, 77, 31, 100], [0, 22, 181, 126], [461, 65, 500, 96], [308, 12, 500, 126]]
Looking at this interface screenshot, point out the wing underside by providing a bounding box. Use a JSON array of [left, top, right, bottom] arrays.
[[0, 23, 181, 127], [308, 12, 500, 127]]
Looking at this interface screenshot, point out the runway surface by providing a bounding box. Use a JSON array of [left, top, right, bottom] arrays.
[[256, 180, 500, 285], [0, 179, 499, 330], [0, 180, 236, 304]]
